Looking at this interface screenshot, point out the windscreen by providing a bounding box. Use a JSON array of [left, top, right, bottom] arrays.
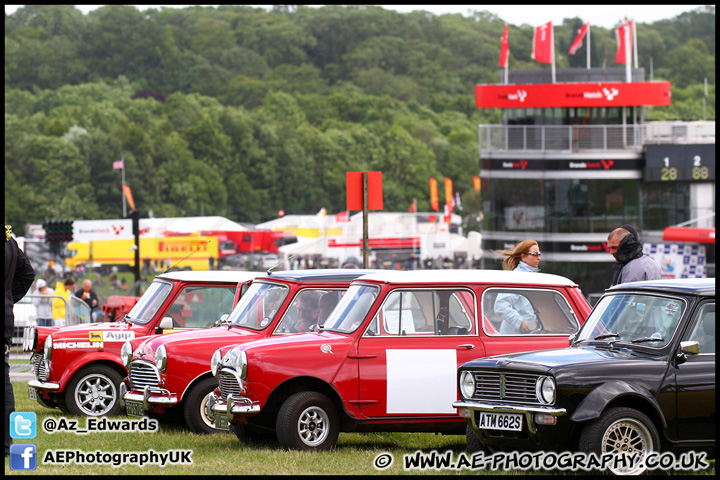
[[576, 293, 686, 348], [226, 281, 290, 331], [126, 280, 173, 325]]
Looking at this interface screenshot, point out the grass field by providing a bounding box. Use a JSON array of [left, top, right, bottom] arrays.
[[5, 380, 715, 476]]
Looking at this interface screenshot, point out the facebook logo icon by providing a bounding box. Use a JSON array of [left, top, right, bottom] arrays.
[[10, 443, 37, 470], [10, 412, 37, 439]]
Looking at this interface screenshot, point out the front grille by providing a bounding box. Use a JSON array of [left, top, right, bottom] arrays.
[[218, 370, 242, 400], [129, 361, 160, 390], [30, 352, 47, 380], [471, 371, 540, 405]]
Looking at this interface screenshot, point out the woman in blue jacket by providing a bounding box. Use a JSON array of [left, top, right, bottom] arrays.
[[494, 240, 542, 334]]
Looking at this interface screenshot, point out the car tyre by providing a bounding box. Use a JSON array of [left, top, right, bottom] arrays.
[[579, 406, 660, 475], [183, 377, 224, 434], [465, 424, 488, 454], [276, 391, 339, 451], [65, 365, 123, 416]]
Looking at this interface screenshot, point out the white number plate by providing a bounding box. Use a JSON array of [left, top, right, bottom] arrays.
[[477, 412, 523, 431], [214, 413, 228, 430], [28, 386, 37, 401], [126, 400, 145, 417]]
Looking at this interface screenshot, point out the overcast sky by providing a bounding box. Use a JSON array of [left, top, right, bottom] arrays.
[[4, 4, 708, 29]]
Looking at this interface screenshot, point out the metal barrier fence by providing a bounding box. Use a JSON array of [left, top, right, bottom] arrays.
[[11, 294, 92, 344], [478, 121, 716, 153]]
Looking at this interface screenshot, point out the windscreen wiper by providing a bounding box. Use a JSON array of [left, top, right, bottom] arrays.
[[594, 332, 619, 340]]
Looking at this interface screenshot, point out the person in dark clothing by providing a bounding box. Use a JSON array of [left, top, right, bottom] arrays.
[[5, 224, 36, 457], [607, 224, 662, 287], [76, 279, 99, 314]]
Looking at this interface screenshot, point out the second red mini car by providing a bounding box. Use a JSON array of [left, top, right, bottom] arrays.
[[210, 270, 592, 450]]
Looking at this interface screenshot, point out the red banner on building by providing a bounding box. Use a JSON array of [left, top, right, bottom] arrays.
[[475, 81, 671, 108]]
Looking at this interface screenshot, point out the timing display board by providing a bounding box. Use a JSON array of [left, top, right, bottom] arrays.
[[644, 144, 715, 182]]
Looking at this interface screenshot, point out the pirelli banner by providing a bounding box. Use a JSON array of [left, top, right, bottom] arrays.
[[475, 81, 671, 109]]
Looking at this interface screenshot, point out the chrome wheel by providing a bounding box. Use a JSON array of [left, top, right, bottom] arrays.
[[297, 406, 330, 447], [73, 373, 118, 416]]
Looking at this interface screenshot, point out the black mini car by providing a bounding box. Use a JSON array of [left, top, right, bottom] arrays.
[[454, 278, 715, 475]]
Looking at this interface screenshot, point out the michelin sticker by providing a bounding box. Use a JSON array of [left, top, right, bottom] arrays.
[[89, 331, 136, 342]]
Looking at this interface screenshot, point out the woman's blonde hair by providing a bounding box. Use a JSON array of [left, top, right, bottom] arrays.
[[495, 240, 538, 271]]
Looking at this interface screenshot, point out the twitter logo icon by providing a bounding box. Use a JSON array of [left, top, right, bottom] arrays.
[[10, 412, 37, 439]]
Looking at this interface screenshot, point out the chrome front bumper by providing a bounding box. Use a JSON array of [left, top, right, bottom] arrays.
[[208, 393, 261, 424], [121, 384, 178, 411], [453, 400, 566, 435], [28, 380, 60, 391]]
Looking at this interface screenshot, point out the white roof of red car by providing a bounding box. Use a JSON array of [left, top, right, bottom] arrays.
[[355, 269, 578, 286]]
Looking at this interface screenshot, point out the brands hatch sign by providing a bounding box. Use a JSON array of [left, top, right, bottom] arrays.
[[475, 81, 671, 109]]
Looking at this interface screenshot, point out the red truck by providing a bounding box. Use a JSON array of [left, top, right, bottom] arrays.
[[121, 269, 375, 434], [22, 270, 261, 417], [209, 270, 593, 450]]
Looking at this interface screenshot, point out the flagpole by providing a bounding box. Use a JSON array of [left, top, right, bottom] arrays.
[[624, 19, 631, 83], [121, 153, 127, 217], [632, 18, 638, 69], [551, 23, 556, 84], [586, 24, 591, 69]]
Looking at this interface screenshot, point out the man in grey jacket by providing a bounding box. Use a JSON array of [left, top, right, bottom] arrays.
[[607, 224, 662, 287]]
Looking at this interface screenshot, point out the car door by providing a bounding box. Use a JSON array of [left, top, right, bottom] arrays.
[[675, 301, 715, 442], [357, 288, 483, 418]]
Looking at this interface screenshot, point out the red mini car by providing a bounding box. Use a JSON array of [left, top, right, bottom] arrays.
[[121, 269, 375, 433], [23, 270, 260, 417], [209, 270, 592, 450]]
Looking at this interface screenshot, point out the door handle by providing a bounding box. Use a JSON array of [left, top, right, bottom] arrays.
[[457, 344, 475, 349]]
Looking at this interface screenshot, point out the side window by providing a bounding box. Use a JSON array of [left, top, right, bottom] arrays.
[[275, 289, 328, 334], [685, 303, 715, 354], [169, 285, 237, 329], [369, 289, 474, 337], [482, 288, 579, 336]]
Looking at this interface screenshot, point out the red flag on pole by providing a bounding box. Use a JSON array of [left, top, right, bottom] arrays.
[[615, 21, 632, 64], [444, 178, 454, 209], [429, 178, 439, 212], [569, 23, 589, 55], [499, 24, 509, 67], [408, 198, 417, 213], [113, 160, 124, 170], [532, 21, 553, 64], [122, 185, 136, 211]]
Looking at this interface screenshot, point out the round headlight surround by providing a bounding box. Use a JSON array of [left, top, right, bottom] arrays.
[[234, 349, 247, 379], [210, 349, 222, 377], [155, 344, 167, 372], [536, 376, 556, 404], [120, 341, 133, 368], [44, 334, 53, 361], [459, 371, 476, 399]]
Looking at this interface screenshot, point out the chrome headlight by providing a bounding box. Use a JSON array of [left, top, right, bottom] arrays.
[[210, 349, 222, 377], [120, 341, 133, 368], [23, 327, 37, 352], [155, 344, 167, 372], [459, 371, 476, 399], [224, 348, 248, 379], [536, 376, 556, 404], [44, 334, 53, 361], [234, 349, 247, 379]]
